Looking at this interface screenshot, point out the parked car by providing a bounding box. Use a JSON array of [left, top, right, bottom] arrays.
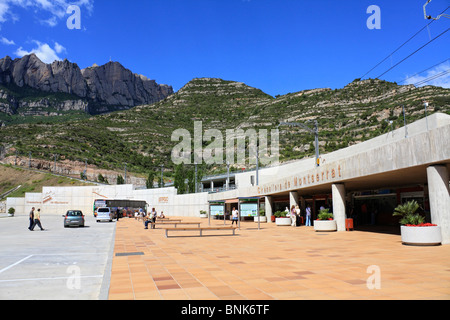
[[63, 210, 85, 228], [96, 207, 113, 222]]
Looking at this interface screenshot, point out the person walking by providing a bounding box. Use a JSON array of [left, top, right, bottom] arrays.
[[28, 207, 35, 231], [305, 204, 312, 227], [231, 207, 239, 226], [31, 208, 45, 231]]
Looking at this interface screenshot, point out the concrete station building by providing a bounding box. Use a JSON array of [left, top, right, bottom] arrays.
[[7, 113, 450, 244]]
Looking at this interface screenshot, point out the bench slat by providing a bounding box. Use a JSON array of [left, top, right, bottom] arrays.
[[165, 226, 237, 238]]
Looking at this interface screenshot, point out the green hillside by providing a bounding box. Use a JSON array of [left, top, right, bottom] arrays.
[[0, 77, 449, 179]]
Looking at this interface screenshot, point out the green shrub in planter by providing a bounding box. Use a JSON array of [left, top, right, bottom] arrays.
[[274, 211, 287, 218], [317, 208, 333, 220], [8, 208, 15, 216]]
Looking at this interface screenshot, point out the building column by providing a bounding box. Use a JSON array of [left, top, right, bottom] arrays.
[[300, 196, 306, 215], [289, 191, 299, 210], [332, 184, 346, 232], [427, 165, 450, 245], [265, 196, 273, 223]]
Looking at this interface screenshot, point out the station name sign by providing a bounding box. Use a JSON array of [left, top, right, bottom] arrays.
[[257, 164, 343, 195]]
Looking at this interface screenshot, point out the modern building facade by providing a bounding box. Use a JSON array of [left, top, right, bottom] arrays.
[[7, 113, 450, 243]]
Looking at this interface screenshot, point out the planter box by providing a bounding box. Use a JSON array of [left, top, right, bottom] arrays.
[[401, 226, 442, 246], [199, 214, 208, 219], [275, 217, 291, 226], [254, 216, 267, 223], [314, 220, 337, 232]]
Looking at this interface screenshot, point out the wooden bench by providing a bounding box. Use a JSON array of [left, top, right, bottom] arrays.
[[165, 226, 238, 238], [155, 219, 182, 223], [155, 222, 201, 228]]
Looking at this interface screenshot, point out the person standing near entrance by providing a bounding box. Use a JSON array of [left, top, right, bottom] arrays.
[[31, 208, 45, 231], [305, 204, 312, 227], [295, 205, 301, 226], [231, 207, 239, 226], [28, 207, 35, 231], [290, 205, 297, 227]]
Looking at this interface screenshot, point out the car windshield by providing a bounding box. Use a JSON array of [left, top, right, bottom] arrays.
[[98, 208, 109, 212], [67, 211, 83, 216]]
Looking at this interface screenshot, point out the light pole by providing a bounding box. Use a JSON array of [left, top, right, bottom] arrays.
[[402, 105, 408, 138], [53, 154, 59, 173], [124, 163, 127, 184], [226, 161, 230, 191], [256, 144, 259, 186], [424, 101, 429, 131], [160, 164, 164, 188], [278, 120, 320, 167], [194, 162, 198, 193]]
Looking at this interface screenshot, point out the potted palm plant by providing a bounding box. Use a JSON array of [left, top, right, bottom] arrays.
[[314, 208, 337, 232], [393, 200, 441, 246]]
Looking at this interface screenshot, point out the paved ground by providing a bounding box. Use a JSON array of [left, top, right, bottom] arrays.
[[109, 216, 450, 300], [0, 214, 115, 300], [2, 214, 449, 301]]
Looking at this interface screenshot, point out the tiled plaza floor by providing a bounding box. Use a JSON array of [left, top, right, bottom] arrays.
[[108, 217, 450, 300]]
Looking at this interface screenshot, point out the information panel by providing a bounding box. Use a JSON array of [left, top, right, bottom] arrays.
[[240, 203, 258, 217], [210, 205, 224, 216]]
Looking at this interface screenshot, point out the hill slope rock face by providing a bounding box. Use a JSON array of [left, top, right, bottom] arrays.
[[0, 54, 173, 115]]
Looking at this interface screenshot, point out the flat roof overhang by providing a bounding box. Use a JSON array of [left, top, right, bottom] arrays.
[[251, 162, 450, 199]]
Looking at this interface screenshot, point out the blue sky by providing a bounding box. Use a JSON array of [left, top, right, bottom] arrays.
[[0, 0, 449, 96]]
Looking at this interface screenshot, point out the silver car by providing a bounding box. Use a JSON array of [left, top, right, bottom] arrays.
[[63, 210, 85, 228]]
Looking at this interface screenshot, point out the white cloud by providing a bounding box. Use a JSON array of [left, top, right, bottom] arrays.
[[54, 41, 65, 54], [15, 40, 65, 63], [404, 62, 450, 89], [0, 0, 94, 27], [0, 35, 14, 45]]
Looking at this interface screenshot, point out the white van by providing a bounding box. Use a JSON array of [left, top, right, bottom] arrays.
[[96, 207, 113, 222]]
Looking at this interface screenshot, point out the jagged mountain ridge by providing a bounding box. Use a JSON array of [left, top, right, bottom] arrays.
[[0, 54, 173, 115]]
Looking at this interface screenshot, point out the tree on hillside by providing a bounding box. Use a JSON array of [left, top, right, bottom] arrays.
[[174, 164, 186, 194], [146, 170, 155, 189]]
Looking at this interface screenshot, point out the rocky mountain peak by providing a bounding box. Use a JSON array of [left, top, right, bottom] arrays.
[[0, 54, 173, 115]]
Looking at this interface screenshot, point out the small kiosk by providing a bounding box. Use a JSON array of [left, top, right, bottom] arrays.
[[238, 197, 262, 230]]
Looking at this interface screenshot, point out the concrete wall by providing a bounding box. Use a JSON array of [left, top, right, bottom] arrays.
[[236, 113, 450, 189], [7, 184, 208, 218]]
